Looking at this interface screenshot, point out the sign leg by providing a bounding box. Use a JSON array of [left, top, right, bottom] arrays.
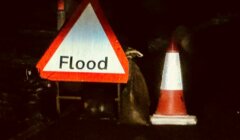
[[56, 82, 61, 114]]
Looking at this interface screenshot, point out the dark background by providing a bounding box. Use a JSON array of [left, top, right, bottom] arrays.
[[1, 0, 239, 46], [0, 0, 240, 139]]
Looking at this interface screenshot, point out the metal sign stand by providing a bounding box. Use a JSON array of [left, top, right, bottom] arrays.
[[55, 82, 121, 115]]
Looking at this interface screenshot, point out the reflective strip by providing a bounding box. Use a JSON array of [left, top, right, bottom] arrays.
[[160, 52, 183, 90], [58, 0, 64, 11]]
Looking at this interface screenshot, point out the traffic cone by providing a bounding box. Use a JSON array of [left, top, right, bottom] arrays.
[[150, 40, 197, 125]]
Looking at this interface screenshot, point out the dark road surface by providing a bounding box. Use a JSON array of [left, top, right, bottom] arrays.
[[22, 112, 199, 140], [8, 106, 239, 140]]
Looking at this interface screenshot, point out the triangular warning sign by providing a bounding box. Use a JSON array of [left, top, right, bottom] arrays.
[[36, 0, 129, 83]]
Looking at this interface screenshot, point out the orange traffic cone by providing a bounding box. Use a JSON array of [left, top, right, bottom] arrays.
[[150, 40, 197, 125]]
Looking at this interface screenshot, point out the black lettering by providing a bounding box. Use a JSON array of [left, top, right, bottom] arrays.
[[69, 56, 74, 69], [60, 56, 108, 70], [87, 60, 96, 70], [98, 57, 108, 70], [76, 60, 85, 69], [59, 56, 69, 69]]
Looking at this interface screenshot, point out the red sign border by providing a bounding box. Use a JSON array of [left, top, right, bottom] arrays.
[[36, 0, 129, 83]]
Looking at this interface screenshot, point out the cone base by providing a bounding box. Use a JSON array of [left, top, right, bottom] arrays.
[[151, 114, 197, 125], [156, 90, 187, 115]]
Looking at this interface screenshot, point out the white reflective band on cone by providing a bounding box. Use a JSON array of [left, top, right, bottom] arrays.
[[161, 52, 183, 90]]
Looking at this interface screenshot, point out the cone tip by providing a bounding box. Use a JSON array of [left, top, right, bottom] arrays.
[[167, 40, 178, 52]]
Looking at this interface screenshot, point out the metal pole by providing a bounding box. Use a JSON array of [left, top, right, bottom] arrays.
[[56, 82, 61, 114], [56, 0, 66, 114], [57, 0, 65, 30], [117, 83, 121, 119]]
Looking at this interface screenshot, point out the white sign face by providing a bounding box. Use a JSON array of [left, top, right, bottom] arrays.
[[43, 4, 125, 74]]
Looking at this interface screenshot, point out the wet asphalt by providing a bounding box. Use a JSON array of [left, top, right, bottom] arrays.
[[7, 105, 238, 140]]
